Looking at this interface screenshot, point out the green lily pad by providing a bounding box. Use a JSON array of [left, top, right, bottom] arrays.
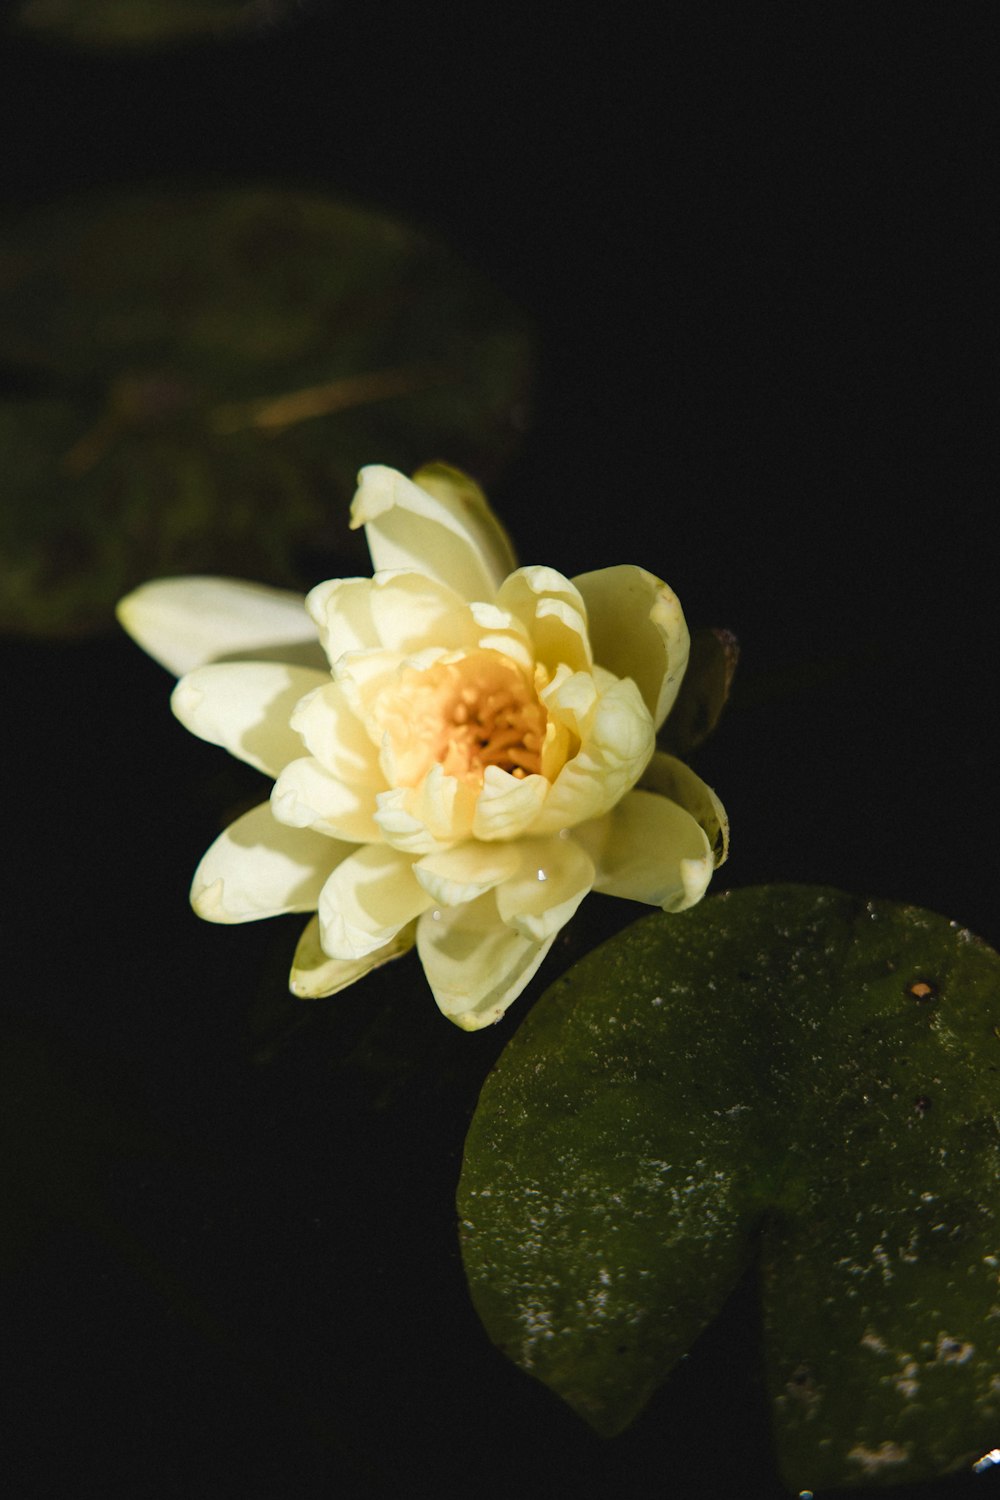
[[458, 886, 1000, 1490], [10, 0, 301, 47], [0, 188, 534, 637]]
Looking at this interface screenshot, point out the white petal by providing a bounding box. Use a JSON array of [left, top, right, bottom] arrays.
[[574, 565, 690, 730], [305, 577, 380, 664], [416, 892, 555, 1030], [351, 465, 510, 602], [496, 566, 592, 673], [368, 570, 477, 654], [318, 845, 432, 960], [471, 766, 550, 841], [533, 675, 655, 833], [290, 681, 386, 786], [271, 756, 383, 843], [494, 835, 595, 941], [289, 914, 416, 998], [413, 841, 521, 906], [117, 577, 316, 676], [640, 750, 730, 865], [574, 789, 714, 912], [191, 802, 347, 923], [171, 662, 329, 777], [374, 767, 477, 853]]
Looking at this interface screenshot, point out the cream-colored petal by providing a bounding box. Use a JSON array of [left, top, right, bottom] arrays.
[[641, 750, 730, 866], [416, 892, 555, 1030], [496, 566, 592, 673], [290, 682, 386, 786], [368, 570, 477, 654], [574, 789, 714, 912], [318, 845, 432, 961], [271, 756, 382, 843], [191, 802, 346, 923], [351, 465, 509, 602], [289, 914, 416, 998], [574, 565, 690, 730], [410, 461, 517, 580], [468, 601, 534, 670], [494, 835, 595, 942], [373, 768, 477, 854], [305, 577, 379, 664], [413, 841, 521, 906], [117, 577, 315, 676], [533, 676, 655, 833], [171, 662, 329, 777], [471, 766, 550, 842]]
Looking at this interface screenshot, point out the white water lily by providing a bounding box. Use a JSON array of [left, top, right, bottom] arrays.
[[118, 463, 728, 1029]]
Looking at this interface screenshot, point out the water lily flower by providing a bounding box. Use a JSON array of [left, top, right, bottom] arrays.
[[118, 464, 727, 1029]]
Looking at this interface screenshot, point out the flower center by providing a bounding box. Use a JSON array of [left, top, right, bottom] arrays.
[[376, 650, 549, 788]]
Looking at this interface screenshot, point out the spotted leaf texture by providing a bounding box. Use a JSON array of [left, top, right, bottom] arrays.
[[458, 886, 1000, 1491]]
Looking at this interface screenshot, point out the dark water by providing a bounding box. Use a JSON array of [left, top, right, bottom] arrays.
[[2, 7, 996, 1496]]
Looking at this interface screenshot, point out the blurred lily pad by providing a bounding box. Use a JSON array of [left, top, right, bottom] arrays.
[[459, 886, 1000, 1491], [11, 0, 304, 47], [0, 188, 534, 636]]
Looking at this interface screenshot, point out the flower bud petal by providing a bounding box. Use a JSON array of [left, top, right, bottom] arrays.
[[319, 845, 432, 961], [117, 576, 317, 676]]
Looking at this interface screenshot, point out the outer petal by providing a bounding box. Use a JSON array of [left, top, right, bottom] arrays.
[[171, 662, 329, 777], [272, 756, 383, 843], [574, 565, 690, 730], [494, 835, 595, 942], [496, 567, 592, 673], [532, 675, 655, 833], [641, 750, 730, 865], [416, 892, 555, 1030], [573, 788, 714, 912], [318, 845, 432, 961], [191, 802, 347, 923], [117, 577, 318, 676], [413, 841, 521, 906], [351, 465, 510, 603], [289, 914, 416, 999]]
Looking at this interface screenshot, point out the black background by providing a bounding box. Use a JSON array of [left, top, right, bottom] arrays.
[[1, 5, 997, 1497]]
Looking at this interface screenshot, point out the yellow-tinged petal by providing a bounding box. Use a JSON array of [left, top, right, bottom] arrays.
[[271, 756, 383, 843], [574, 564, 690, 730], [117, 577, 318, 676], [289, 915, 416, 998], [171, 662, 329, 778], [290, 682, 386, 786], [496, 566, 592, 673], [351, 465, 510, 602], [191, 802, 347, 923], [533, 675, 654, 833], [413, 841, 521, 906], [574, 788, 714, 912], [318, 845, 432, 961], [416, 892, 555, 1030], [305, 577, 380, 663], [471, 766, 550, 841], [374, 766, 477, 853], [368, 570, 478, 654], [641, 750, 730, 865], [494, 835, 595, 941]]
